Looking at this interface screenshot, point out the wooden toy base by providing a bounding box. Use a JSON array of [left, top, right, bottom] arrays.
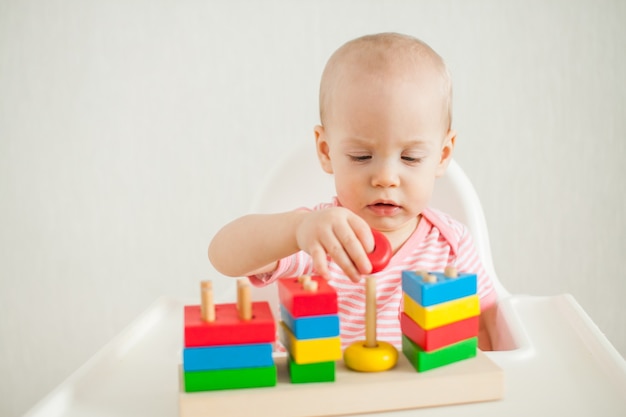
[[179, 350, 503, 417]]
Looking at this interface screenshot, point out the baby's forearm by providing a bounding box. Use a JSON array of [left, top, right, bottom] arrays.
[[208, 211, 307, 277]]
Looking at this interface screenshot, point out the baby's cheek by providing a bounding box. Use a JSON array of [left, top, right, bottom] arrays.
[[334, 177, 362, 204]]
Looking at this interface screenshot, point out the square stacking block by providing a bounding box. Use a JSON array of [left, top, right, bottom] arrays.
[[280, 306, 340, 340], [402, 335, 478, 372], [184, 302, 275, 347], [403, 293, 479, 330], [287, 355, 336, 383], [279, 322, 341, 364], [402, 271, 477, 307], [277, 276, 338, 317], [401, 313, 479, 352], [183, 365, 277, 392], [183, 343, 273, 372]]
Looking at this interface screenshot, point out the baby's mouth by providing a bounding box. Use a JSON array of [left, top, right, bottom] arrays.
[[367, 201, 401, 215], [370, 201, 399, 208]]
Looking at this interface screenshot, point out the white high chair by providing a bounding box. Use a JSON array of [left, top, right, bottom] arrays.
[[248, 142, 626, 412], [22, 144, 626, 417]]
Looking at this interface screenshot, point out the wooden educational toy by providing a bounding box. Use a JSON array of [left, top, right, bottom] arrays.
[[179, 231, 503, 416], [403, 291, 480, 329], [343, 229, 398, 372], [343, 275, 399, 372], [277, 275, 338, 317], [182, 280, 277, 392], [401, 267, 481, 372], [367, 227, 392, 273], [179, 349, 503, 417], [278, 275, 341, 383]]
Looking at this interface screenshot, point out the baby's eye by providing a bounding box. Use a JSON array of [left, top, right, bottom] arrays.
[[402, 156, 422, 163], [348, 155, 372, 162]]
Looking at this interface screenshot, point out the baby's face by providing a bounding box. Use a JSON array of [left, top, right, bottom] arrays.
[[316, 66, 454, 236]]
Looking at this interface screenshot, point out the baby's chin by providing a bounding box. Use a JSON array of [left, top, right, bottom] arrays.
[[362, 213, 420, 234]]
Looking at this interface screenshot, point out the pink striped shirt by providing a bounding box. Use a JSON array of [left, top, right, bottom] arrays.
[[250, 198, 497, 348]]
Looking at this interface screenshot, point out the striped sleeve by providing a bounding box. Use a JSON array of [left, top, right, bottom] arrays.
[[248, 251, 314, 287]]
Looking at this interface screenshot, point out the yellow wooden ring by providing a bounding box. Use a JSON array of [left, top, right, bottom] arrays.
[[343, 341, 398, 372]]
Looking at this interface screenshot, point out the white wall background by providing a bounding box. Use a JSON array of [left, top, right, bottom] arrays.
[[0, 1, 624, 416]]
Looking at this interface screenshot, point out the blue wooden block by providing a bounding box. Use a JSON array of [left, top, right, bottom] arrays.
[[401, 271, 477, 307], [183, 343, 273, 372], [280, 306, 340, 340]]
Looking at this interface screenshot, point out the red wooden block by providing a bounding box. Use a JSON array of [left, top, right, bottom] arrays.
[[277, 276, 338, 318], [369, 229, 392, 273], [184, 302, 275, 347], [400, 312, 479, 352]]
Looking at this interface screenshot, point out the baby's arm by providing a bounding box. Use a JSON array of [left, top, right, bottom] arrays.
[[208, 207, 375, 282]]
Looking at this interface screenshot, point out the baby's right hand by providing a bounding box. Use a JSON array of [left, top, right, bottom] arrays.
[[295, 207, 375, 282]]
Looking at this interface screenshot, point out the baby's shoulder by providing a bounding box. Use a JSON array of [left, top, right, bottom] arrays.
[[422, 207, 469, 248]]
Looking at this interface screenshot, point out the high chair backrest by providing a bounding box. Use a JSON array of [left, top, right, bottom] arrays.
[[250, 143, 509, 312]]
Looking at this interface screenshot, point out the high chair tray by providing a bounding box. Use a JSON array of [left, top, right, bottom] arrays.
[[22, 294, 626, 417]]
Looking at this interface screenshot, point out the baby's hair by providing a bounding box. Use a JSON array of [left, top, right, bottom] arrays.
[[319, 32, 453, 131]]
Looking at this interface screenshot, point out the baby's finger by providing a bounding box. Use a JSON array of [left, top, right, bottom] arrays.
[[323, 238, 362, 282], [309, 245, 330, 280], [343, 218, 373, 275], [349, 216, 375, 253]]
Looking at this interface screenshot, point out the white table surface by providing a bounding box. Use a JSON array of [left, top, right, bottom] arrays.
[[22, 294, 626, 417]]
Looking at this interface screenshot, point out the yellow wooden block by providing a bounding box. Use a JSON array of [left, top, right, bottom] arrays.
[[403, 293, 479, 330], [279, 322, 341, 364]]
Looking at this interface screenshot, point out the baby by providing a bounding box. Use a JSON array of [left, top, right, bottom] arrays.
[[209, 32, 497, 350]]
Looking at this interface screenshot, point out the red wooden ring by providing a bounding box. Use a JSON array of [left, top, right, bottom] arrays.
[[368, 229, 392, 273]]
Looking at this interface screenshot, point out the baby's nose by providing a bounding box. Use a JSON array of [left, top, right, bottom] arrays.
[[371, 162, 400, 187]]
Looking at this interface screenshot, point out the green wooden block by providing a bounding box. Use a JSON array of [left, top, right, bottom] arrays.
[[184, 365, 277, 392], [402, 335, 477, 372], [287, 355, 335, 383]]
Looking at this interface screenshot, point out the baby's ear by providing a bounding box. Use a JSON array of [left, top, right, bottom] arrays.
[[314, 125, 334, 174], [436, 129, 456, 177]]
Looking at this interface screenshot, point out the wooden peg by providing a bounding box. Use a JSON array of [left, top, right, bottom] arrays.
[[236, 278, 245, 312], [423, 274, 437, 283], [298, 275, 311, 284], [444, 265, 458, 278], [200, 280, 215, 322], [365, 275, 377, 348], [237, 278, 252, 321], [303, 280, 318, 292], [343, 274, 398, 372]]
